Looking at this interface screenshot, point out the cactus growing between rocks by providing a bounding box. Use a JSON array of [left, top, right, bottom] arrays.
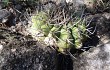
[[28, 11, 89, 53]]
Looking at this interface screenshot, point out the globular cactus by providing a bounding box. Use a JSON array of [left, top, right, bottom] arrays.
[[29, 11, 88, 53], [44, 26, 59, 46], [57, 25, 71, 52], [71, 22, 87, 49], [57, 20, 87, 53], [29, 11, 53, 41]]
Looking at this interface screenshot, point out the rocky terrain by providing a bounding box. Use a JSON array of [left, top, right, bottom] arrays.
[[0, 0, 110, 70]]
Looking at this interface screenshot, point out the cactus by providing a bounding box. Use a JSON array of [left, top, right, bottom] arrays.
[[57, 25, 75, 52], [29, 11, 53, 41], [29, 11, 89, 53]]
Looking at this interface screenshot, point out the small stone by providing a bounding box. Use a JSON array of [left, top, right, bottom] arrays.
[[11, 49, 16, 52], [66, 0, 73, 3], [103, 13, 110, 20], [0, 9, 10, 20], [0, 44, 3, 52]]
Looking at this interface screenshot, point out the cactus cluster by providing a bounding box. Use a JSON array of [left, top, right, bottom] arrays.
[[29, 11, 88, 53]]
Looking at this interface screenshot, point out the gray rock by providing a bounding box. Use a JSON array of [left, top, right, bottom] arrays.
[[0, 9, 10, 23], [72, 13, 110, 70], [0, 28, 57, 70], [73, 41, 110, 70]]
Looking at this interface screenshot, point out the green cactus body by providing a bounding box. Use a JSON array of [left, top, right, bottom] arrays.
[[41, 24, 53, 36], [78, 24, 86, 33], [43, 25, 62, 46], [49, 25, 62, 39], [57, 29, 69, 52], [57, 25, 72, 52], [71, 22, 87, 49], [30, 11, 89, 53], [78, 23, 88, 41], [30, 11, 52, 41], [31, 12, 48, 30], [72, 27, 82, 48], [59, 26, 68, 40]]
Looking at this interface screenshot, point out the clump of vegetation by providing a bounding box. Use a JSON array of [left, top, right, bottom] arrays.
[[29, 11, 89, 53]]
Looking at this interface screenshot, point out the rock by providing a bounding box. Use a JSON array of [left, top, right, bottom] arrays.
[[102, 13, 110, 20], [0, 1, 4, 9], [73, 41, 110, 70], [0, 28, 57, 70], [0, 9, 10, 23], [0, 4, 2, 9], [0, 9, 16, 27], [72, 13, 110, 70], [0, 44, 3, 53]]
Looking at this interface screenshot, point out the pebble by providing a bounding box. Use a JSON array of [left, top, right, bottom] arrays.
[[0, 9, 10, 20], [0, 9, 10, 23], [0, 44, 3, 53]]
